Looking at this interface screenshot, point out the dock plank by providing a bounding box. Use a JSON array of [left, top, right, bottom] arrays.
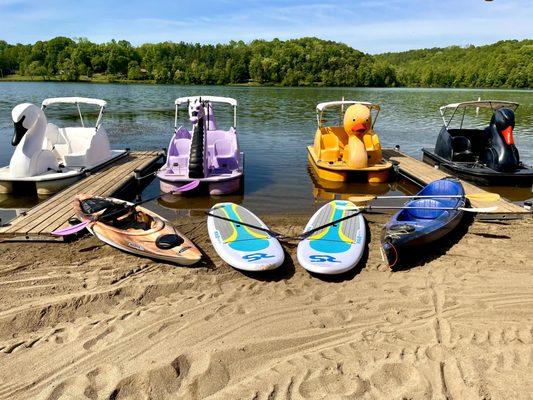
[[382, 148, 528, 215], [0, 151, 163, 240], [33, 156, 152, 235]]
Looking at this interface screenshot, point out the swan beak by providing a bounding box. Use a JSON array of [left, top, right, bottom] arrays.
[[501, 126, 514, 145], [12, 116, 28, 146]]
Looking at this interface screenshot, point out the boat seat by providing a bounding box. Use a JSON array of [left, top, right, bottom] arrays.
[[214, 139, 238, 170], [167, 138, 190, 174], [407, 199, 445, 219], [206, 130, 231, 160], [320, 133, 341, 162], [451, 136, 474, 162], [63, 152, 87, 167]]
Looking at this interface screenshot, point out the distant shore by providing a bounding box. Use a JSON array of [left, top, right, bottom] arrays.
[[2, 75, 530, 90]]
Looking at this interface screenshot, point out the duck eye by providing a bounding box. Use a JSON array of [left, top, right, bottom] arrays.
[[352, 118, 355, 121]]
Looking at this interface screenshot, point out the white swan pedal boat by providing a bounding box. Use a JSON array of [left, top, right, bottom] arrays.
[[0, 97, 127, 195]]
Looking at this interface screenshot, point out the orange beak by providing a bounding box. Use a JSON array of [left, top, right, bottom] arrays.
[[351, 123, 367, 133], [501, 126, 514, 145]]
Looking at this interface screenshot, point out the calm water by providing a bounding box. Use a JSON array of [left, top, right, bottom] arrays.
[[0, 82, 531, 221]]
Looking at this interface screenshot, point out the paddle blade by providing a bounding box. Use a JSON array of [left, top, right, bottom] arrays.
[[458, 206, 498, 213], [51, 220, 90, 236], [348, 195, 376, 203], [465, 192, 500, 202]]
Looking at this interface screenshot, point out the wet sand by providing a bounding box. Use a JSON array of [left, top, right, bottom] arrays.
[[0, 213, 531, 400]]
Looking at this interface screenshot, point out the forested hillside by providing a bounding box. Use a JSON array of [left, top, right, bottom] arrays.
[[0, 37, 531, 88], [375, 40, 532, 88]]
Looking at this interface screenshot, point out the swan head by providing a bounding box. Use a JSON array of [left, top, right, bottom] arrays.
[[11, 103, 42, 146]]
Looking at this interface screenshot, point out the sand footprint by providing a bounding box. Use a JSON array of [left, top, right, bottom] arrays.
[[369, 363, 429, 398], [82, 325, 123, 352], [39, 375, 92, 400], [298, 367, 369, 399], [108, 355, 189, 400]]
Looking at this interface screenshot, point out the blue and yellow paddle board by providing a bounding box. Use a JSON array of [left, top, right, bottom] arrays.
[[207, 203, 284, 271], [297, 200, 366, 274]]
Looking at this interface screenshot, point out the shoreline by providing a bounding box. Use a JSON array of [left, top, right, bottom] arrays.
[[1, 76, 531, 90], [0, 213, 531, 399]]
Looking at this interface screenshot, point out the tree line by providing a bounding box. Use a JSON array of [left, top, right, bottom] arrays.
[[0, 37, 531, 88]]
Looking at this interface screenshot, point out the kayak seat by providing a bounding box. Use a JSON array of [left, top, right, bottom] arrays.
[[407, 199, 445, 219], [156, 234, 184, 250], [451, 136, 474, 162]]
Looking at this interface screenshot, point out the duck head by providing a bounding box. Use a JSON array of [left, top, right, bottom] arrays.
[[11, 103, 42, 146], [343, 104, 371, 136], [492, 108, 515, 145], [188, 99, 205, 124]]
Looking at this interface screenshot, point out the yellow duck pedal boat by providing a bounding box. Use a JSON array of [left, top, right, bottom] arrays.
[[307, 100, 392, 183]]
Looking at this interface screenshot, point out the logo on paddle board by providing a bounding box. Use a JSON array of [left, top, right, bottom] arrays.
[[242, 253, 275, 262], [309, 255, 340, 263]]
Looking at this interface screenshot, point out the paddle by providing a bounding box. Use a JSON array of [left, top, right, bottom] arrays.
[[52, 180, 200, 236], [348, 192, 500, 203], [207, 203, 496, 243], [358, 205, 497, 213], [205, 211, 287, 239]]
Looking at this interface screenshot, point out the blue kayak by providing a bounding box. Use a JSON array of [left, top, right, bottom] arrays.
[[381, 178, 466, 267]]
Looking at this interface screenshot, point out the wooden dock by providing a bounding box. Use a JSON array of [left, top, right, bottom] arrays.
[[0, 151, 164, 241], [382, 148, 529, 218]]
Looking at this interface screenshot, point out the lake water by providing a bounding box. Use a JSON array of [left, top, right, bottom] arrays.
[[0, 82, 531, 221]]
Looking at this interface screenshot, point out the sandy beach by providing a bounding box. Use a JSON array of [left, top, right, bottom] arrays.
[[0, 213, 532, 400]]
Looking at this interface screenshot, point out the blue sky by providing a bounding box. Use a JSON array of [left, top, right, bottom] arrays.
[[0, 0, 531, 53]]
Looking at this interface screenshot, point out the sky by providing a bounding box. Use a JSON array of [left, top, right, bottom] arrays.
[[0, 0, 531, 53]]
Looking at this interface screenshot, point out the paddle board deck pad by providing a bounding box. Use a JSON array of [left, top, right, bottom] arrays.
[[73, 195, 202, 265], [207, 203, 284, 271], [297, 200, 366, 274]]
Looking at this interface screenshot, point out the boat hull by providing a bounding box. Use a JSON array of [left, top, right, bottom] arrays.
[[74, 196, 202, 265], [307, 147, 391, 183], [381, 178, 466, 267], [0, 150, 128, 195], [159, 174, 242, 195], [422, 148, 533, 187]]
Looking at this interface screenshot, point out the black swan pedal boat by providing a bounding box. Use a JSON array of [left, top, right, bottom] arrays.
[[422, 100, 532, 187]]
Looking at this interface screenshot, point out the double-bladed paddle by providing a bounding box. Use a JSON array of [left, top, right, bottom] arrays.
[[52, 180, 200, 236], [207, 203, 497, 243], [348, 192, 500, 203]]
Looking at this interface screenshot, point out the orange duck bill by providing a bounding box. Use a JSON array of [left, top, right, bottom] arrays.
[[351, 122, 368, 133]]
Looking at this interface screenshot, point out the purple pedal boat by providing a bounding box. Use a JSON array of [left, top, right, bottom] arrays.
[[157, 96, 244, 195]]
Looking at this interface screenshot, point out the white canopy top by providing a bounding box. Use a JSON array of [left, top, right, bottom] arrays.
[[440, 100, 519, 112], [316, 101, 380, 112], [41, 97, 107, 108], [175, 96, 237, 107]]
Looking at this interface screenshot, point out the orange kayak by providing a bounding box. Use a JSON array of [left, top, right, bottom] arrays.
[[73, 194, 201, 265]]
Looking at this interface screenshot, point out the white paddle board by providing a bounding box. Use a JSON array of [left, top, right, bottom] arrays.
[[297, 200, 366, 275], [207, 203, 284, 271]]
